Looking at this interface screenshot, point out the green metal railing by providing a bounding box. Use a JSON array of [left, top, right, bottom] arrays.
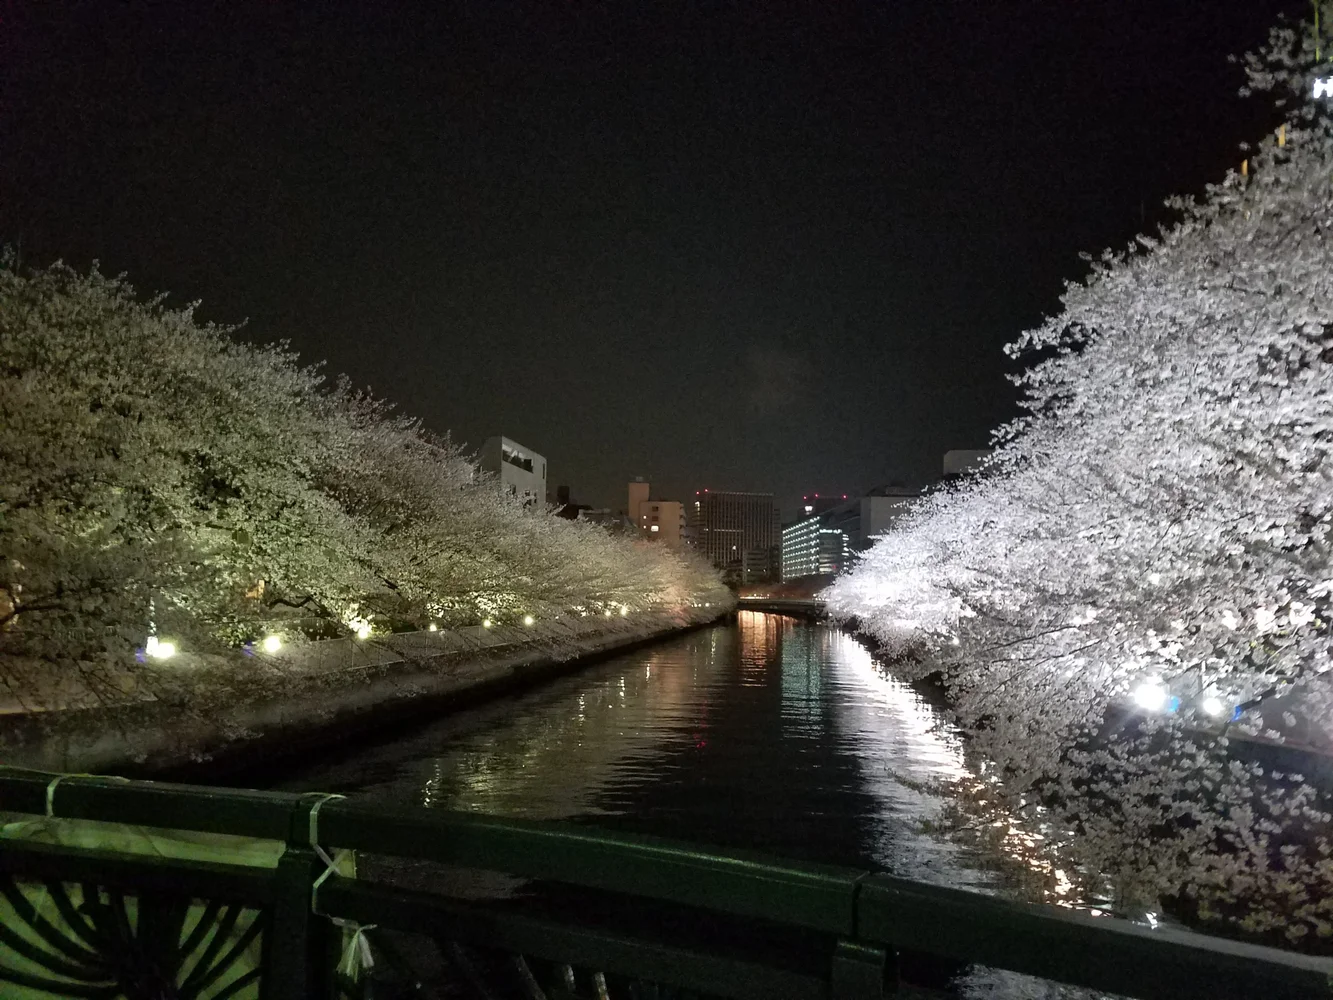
[[1, 767, 1330, 999]]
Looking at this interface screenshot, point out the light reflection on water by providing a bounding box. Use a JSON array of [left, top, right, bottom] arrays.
[[275, 613, 1106, 995], [282, 615, 1078, 889]]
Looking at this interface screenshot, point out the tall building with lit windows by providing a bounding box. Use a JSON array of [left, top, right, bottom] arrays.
[[690, 490, 779, 581], [781, 486, 919, 582], [781, 518, 850, 581]]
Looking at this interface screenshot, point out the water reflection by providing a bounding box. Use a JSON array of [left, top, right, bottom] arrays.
[[276, 615, 1091, 907]]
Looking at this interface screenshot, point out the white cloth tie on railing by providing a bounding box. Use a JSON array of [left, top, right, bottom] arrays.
[[306, 792, 376, 974], [44, 772, 129, 818]]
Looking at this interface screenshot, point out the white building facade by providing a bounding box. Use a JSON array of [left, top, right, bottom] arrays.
[[480, 435, 547, 505]]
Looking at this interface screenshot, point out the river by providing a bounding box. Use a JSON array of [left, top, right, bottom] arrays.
[[272, 611, 1107, 997]]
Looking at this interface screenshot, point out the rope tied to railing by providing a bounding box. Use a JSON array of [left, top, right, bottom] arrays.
[[306, 792, 376, 974]]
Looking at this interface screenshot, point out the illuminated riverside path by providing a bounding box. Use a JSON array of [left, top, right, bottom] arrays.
[[268, 613, 1095, 975]]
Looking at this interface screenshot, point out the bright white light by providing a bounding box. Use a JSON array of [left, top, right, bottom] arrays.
[[650, 525, 659, 532], [145, 636, 176, 660], [482, 618, 493, 629], [523, 615, 535, 626], [1201, 696, 1225, 718], [1133, 681, 1168, 712], [428, 622, 438, 632], [356, 624, 371, 640], [1315, 77, 1333, 98], [604, 609, 613, 617], [261, 634, 283, 654], [620, 605, 629, 616]]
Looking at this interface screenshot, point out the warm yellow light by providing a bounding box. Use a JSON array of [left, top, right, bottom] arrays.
[[261, 634, 283, 654], [428, 623, 438, 632], [356, 624, 371, 640], [523, 615, 535, 626], [145, 636, 176, 660], [620, 605, 629, 616], [482, 618, 493, 629]]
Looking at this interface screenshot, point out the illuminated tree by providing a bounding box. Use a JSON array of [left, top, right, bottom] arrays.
[[830, 10, 1333, 940], [0, 259, 728, 711]]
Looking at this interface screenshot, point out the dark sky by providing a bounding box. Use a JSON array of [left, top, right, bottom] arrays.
[[1, 1, 1300, 515]]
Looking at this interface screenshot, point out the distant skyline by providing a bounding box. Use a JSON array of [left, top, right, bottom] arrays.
[[0, 1, 1301, 518]]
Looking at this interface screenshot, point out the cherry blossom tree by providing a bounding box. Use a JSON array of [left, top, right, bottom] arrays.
[[830, 8, 1333, 942], [0, 258, 728, 712]]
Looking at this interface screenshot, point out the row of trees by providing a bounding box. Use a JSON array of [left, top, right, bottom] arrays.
[[0, 259, 728, 710], [829, 14, 1333, 942]]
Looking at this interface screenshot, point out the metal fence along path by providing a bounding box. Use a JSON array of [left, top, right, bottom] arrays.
[[0, 767, 1330, 999]]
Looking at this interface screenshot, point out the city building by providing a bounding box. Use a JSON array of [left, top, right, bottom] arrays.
[[554, 485, 594, 520], [943, 449, 991, 480], [638, 500, 685, 545], [781, 516, 849, 580], [627, 479, 686, 547], [480, 435, 546, 505], [838, 486, 918, 550], [691, 490, 779, 582], [780, 486, 919, 582], [628, 478, 649, 519]]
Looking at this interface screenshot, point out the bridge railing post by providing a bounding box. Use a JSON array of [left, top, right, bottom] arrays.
[[261, 794, 340, 1000]]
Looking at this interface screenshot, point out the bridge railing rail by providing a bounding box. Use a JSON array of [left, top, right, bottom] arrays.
[[0, 768, 1329, 999]]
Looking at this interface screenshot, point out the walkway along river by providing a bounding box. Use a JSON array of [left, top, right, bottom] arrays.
[[266, 611, 1111, 996]]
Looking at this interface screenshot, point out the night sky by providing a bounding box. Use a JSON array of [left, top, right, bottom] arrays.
[[1, 1, 1300, 515]]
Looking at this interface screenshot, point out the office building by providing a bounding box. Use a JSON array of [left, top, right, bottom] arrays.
[[691, 490, 779, 581], [480, 436, 546, 505], [781, 517, 850, 580], [780, 486, 919, 582]]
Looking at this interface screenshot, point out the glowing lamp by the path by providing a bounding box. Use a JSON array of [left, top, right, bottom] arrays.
[[482, 618, 493, 629], [523, 615, 535, 626], [1133, 681, 1168, 712], [1201, 695, 1226, 718], [355, 624, 371, 640], [145, 636, 176, 660], [261, 634, 283, 654]]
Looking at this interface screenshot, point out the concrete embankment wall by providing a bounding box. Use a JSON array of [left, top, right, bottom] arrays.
[[0, 605, 732, 778]]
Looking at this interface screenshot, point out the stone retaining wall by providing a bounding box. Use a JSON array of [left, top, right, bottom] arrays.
[[0, 604, 733, 777]]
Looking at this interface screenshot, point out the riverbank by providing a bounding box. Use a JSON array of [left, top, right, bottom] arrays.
[[0, 603, 732, 779]]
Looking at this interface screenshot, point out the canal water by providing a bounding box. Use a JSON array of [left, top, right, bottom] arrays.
[[273, 612, 1099, 997]]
